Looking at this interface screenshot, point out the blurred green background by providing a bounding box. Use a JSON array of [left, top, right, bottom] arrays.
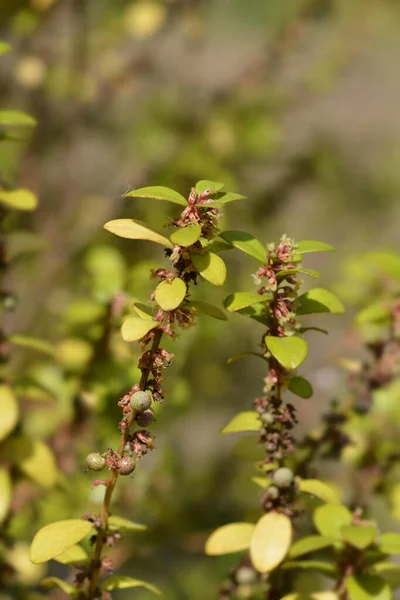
[[2, 0, 400, 598]]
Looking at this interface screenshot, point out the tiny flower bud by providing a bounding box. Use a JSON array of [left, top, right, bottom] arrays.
[[272, 467, 294, 488], [135, 408, 155, 428], [130, 390, 152, 412], [86, 452, 106, 472], [116, 456, 136, 476], [261, 412, 274, 426], [266, 485, 280, 499]]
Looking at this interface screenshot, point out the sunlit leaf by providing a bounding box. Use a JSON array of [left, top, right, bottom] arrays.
[[221, 411, 260, 434], [297, 288, 344, 315], [104, 219, 173, 248], [53, 545, 88, 565], [154, 278, 187, 311], [251, 476, 271, 489], [41, 578, 77, 596], [205, 523, 255, 555], [0, 384, 19, 440], [224, 291, 271, 312], [0, 468, 12, 523], [100, 575, 161, 594], [195, 180, 224, 193], [11, 437, 58, 488], [345, 574, 391, 600], [372, 563, 400, 588], [170, 224, 202, 247], [189, 300, 227, 321], [108, 516, 147, 532], [192, 252, 227, 286], [282, 560, 337, 576], [265, 336, 308, 370], [296, 240, 335, 254], [0, 189, 37, 211], [281, 593, 338, 600], [9, 334, 55, 356], [299, 479, 340, 504], [250, 512, 292, 573], [288, 535, 337, 558], [30, 520, 93, 564], [133, 303, 157, 320], [121, 317, 159, 342], [125, 185, 187, 206], [0, 110, 36, 127], [341, 525, 377, 550], [378, 533, 400, 554], [288, 376, 313, 399], [313, 504, 352, 538], [220, 231, 266, 263]]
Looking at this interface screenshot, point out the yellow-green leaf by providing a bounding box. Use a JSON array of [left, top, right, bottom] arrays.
[[250, 512, 292, 573], [41, 578, 77, 596], [125, 185, 187, 206], [12, 437, 58, 488], [30, 519, 93, 564], [341, 525, 377, 550], [0, 468, 12, 523], [297, 288, 344, 315], [104, 219, 173, 248], [9, 334, 55, 356], [195, 180, 224, 193], [189, 300, 227, 321], [296, 240, 335, 254], [220, 231, 266, 263], [227, 351, 266, 364], [121, 317, 159, 342], [100, 575, 161, 595], [378, 533, 400, 554], [0, 384, 19, 440], [53, 545, 88, 565], [154, 278, 187, 311], [108, 516, 147, 532], [365, 251, 400, 281], [205, 522, 255, 555], [224, 292, 271, 312], [0, 189, 37, 211], [217, 192, 247, 204], [313, 504, 352, 539], [289, 535, 336, 559], [0, 110, 36, 127], [192, 252, 227, 286], [221, 411, 260, 434], [265, 336, 308, 370], [281, 593, 338, 600], [345, 574, 391, 600], [299, 479, 340, 504], [0, 41, 11, 56], [133, 303, 157, 320], [170, 224, 202, 246], [288, 376, 313, 399]]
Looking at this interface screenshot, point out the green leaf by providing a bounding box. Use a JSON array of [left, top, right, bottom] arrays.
[[208, 237, 234, 253], [0, 110, 36, 127], [0, 468, 12, 523], [250, 512, 292, 573], [345, 574, 391, 600], [0, 384, 19, 440], [288, 376, 313, 399], [154, 278, 187, 311], [170, 224, 202, 246], [30, 519, 93, 564], [125, 185, 187, 206], [53, 545, 88, 565], [192, 252, 227, 286], [237, 303, 271, 325], [133, 303, 157, 320], [205, 522, 255, 555], [0, 189, 37, 211], [299, 479, 340, 504], [195, 180, 224, 193], [378, 533, 400, 554], [227, 351, 266, 364], [297, 288, 345, 315], [11, 437, 58, 488], [341, 525, 377, 550], [221, 411, 260, 434], [108, 516, 147, 532], [224, 291, 271, 312], [265, 336, 308, 370], [121, 317, 159, 342], [356, 303, 391, 324], [104, 219, 173, 248], [9, 334, 55, 356], [220, 231, 266, 263], [289, 535, 337, 558], [365, 251, 400, 281], [0, 41, 11, 56], [41, 578, 77, 596], [189, 300, 227, 321], [100, 575, 161, 595], [277, 267, 320, 280], [296, 240, 335, 254], [282, 560, 337, 577], [251, 476, 272, 488], [313, 504, 352, 538], [217, 192, 247, 203], [372, 563, 400, 588]]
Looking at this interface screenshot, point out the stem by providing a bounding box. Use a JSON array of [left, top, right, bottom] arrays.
[[87, 328, 163, 599]]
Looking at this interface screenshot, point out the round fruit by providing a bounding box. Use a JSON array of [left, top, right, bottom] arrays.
[[235, 566, 257, 585], [135, 408, 155, 427], [86, 452, 106, 472], [117, 456, 136, 476], [261, 412, 274, 426], [130, 390, 152, 412], [272, 467, 294, 488], [266, 485, 280, 499]]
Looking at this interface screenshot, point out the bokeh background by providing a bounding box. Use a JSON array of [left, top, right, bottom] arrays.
[[2, 0, 400, 598]]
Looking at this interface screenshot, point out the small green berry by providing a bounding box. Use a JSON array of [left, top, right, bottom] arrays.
[[266, 485, 280, 499], [117, 456, 136, 476], [236, 566, 257, 585], [272, 467, 294, 488], [86, 452, 106, 472], [135, 408, 155, 428], [130, 390, 152, 412]]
